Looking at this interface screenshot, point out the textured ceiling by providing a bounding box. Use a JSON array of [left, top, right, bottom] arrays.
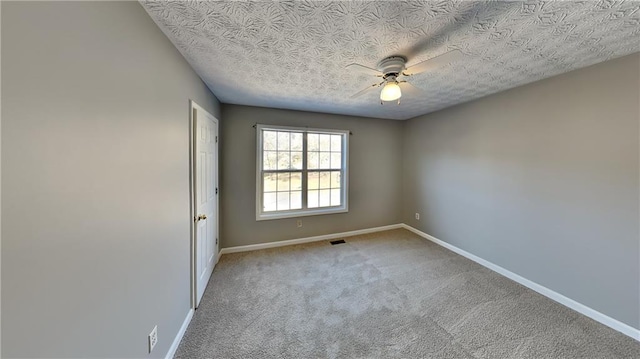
[[141, 0, 640, 120]]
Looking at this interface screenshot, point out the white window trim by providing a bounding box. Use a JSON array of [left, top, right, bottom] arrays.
[[256, 124, 349, 221]]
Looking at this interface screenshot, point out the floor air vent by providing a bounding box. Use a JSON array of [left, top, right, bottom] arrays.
[[330, 239, 346, 245]]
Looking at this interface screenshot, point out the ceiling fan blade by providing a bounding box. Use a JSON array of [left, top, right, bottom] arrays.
[[404, 50, 464, 76], [398, 82, 424, 97], [350, 83, 380, 98], [346, 63, 383, 76]]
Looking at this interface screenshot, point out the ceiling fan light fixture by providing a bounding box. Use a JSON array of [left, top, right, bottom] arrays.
[[380, 82, 401, 102]]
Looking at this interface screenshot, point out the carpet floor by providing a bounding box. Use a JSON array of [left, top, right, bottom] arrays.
[[175, 229, 639, 358]]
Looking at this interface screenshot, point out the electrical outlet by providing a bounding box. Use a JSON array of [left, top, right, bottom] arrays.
[[296, 219, 303, 228], [415, 213, 420, 220], [148, 325, 158, 353]]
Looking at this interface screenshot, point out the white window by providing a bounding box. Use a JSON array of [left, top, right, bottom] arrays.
[[256, 124, 349, 220]]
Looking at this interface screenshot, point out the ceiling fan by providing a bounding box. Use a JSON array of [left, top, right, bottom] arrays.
[[346, 50, 463, 104]]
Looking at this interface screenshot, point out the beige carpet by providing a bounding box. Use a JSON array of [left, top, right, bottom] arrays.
[[176, 229, 639, 358]]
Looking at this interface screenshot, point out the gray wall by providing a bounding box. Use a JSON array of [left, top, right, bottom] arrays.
[[2, 1, 220, 357], [402, 53, 640, 329], [221, 105, 403, 248]]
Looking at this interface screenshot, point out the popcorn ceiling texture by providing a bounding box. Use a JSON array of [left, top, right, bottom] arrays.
[[142, 0, 640, 120]]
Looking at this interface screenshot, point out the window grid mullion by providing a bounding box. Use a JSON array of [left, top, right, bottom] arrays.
[[262, 169, 305, 173], [302, 132, 308, 210]]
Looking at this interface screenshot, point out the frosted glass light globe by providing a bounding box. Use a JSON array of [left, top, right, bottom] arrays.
[[380, 82, 401, 101]]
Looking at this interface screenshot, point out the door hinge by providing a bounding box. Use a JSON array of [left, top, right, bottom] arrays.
[[215, 136, 218, 143], [216, 238, 218, 245], [216, 187, 218, 195]]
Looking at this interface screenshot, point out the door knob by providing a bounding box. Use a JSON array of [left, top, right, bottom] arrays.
[[196, 214, 207, 221]]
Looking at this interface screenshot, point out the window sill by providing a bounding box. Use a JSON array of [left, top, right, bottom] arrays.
[[256, 206, 348, 221]]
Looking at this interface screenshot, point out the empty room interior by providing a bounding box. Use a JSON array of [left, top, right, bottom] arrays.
[[1, 1, 640, 358]]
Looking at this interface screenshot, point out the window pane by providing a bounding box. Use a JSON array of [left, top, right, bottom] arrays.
[[277, 132, 290, 151], [307, 151, 319, 169], [308, 133, 319, 151], [330, 153, 341, 169], [259, 126, 348, 218], [264, 192, 277, 211], [319, 171, 330, 189], [277, 152, 290, 170], [291, 133, 303, 151], [330, 171, 341, 188], [308, 190, 319, 208], [308, 172, 319, 190], [319, 152, 330, 169], [331, 189, 341, 206], [277, 192, 290, 211], [319, 189, 331, 207], [290, 191, 302, 209], [331, 135, 342, 152], [277, 172, 290, 191], [291, 151, 303, 170], [319, 134, 331, 151], [263, 131, 277, 150], [264, 151, 277, 170], [263, 173, 277, 192], [290, 172, 302, 190]]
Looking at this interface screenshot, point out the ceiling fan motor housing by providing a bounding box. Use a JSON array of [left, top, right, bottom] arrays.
[[377, 56, 407, 78]]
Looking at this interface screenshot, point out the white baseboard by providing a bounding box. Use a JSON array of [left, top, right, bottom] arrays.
[[401, 224, 640, 341], [219, 224, 403, 255], [165, 309, 194, 359]]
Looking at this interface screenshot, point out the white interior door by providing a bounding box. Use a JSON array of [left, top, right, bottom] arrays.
[[193, 102, 218, 308]]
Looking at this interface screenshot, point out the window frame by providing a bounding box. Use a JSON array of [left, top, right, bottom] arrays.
[[256, 124, 349, 221]]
